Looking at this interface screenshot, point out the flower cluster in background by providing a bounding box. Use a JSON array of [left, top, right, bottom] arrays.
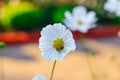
[[0, 0, 120, 32]]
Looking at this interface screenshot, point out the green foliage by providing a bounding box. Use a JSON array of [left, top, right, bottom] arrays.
[[0, 1, 120, 31], [52, 5, 76, 23], [1, 1, 44, 31], [0, 21, 5, 32], [0, 42, 5, 48], [42, 4, 57, 25], [11, 10, 44, 31], [113, 16, 120, 25]]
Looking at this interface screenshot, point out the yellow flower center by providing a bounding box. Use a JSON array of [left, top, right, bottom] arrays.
[[53, 38, 64, 51], [77, 20, 83, 25]]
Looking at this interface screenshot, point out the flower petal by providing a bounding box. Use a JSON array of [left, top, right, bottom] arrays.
[[42, 48, 58, 61], [104, 0, 117, 13], [33, 74, 46, 80], [73, 6, 87, 18], [41, 25, 58, 41], [86, 11, 97, 24], [39, 37, 53, 51], [53, 23, 67, 37], [64, 11, 74, 21]]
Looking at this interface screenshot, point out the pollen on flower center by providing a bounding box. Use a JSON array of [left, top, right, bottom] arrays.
[[77, 20, 83, 25], [53, 38, 64, 51]]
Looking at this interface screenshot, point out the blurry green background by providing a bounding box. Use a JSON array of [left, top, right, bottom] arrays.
[[0, 0, 120, 32]]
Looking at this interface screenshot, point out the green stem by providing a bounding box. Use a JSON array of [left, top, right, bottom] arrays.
[[50, 60, 57, 80]]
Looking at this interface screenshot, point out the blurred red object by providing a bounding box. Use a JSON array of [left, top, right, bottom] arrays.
[[0, 26, 120, 44], [0, 31, 40, 44]]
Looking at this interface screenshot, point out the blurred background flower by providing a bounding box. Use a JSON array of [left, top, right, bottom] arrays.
[[33, 74, 46, 80], [64, 6, 97, 33], [104, 0, 120, 16], [0, 0, 120, 32]]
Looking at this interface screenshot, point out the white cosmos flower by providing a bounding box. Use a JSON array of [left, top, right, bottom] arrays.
[[64, 6, 97, 33], [104, 0, 120, 16], [39, 23, 76, 61], [32, 74, 46, 80]]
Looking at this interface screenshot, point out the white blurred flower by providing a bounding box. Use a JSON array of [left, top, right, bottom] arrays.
[[64, 6, 97, 33], [32, 74, 46, 80], [104, 0, 120, 16], [39, 23, 76, 61]]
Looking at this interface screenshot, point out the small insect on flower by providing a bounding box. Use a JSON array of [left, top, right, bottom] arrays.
[[104, 0, 120, 16], [64, 6, 97, 33], [39, 23, 76, 61], [32, 74, 46, 80]]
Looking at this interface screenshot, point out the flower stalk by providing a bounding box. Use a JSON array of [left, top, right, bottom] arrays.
[[50, 60, 57, 80]]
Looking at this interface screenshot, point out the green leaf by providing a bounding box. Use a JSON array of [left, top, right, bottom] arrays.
[[0, 42, 5, 48]]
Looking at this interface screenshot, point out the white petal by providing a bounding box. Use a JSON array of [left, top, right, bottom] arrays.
[[77, 25, 89, 33], [86, 11, 97, 24], [39, 37, 53, 51], [33, 74, 46, 80], [63, 31, 76, 51], [53, 53, 64, 60], [41, 25, 58, 41], [60, 47, 72, 58], [116, 8, 120, 16], [104, 0, 117, 13], [53, 23, 67, 37], [73, 6, 87, 17], [64, 39, 76, 51], [64, 19, 78, 31], [64, 11, 74, 21], [42, 48, 58, 61], [62, 30, 73, 39]]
